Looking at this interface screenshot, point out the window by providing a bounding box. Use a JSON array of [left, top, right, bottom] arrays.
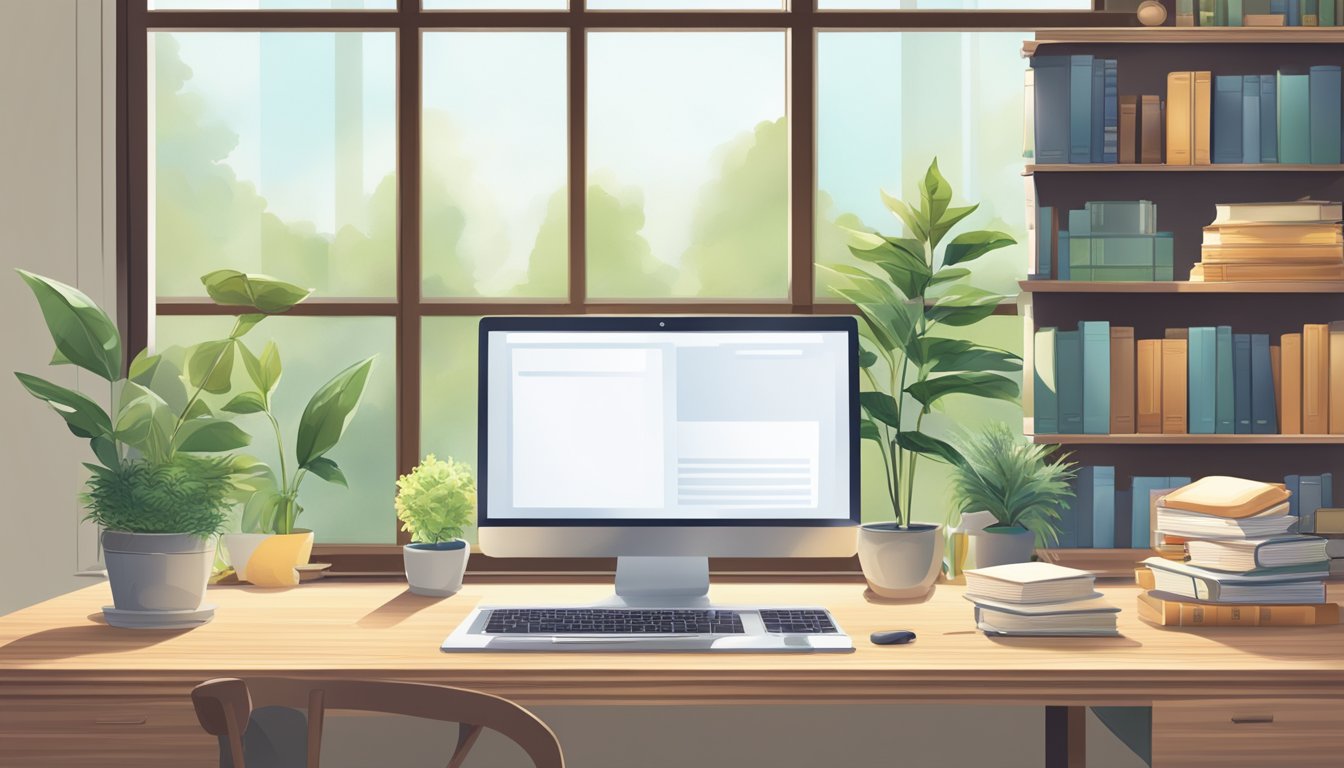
[[123, 2, 1118, 567]]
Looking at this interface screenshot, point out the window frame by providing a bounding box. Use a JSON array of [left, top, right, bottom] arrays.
[[118, 1, 1130, 575]]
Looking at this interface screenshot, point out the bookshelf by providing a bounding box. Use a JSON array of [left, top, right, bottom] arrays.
[[1021, 30, 1344, 576]]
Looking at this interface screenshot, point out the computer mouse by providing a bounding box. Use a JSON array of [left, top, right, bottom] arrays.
[[870, 629, 917, 646]]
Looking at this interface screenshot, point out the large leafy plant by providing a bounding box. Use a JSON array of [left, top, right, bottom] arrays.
[[394, 454, 476, 544], [948, 423, 1077, 546], [824, 159, 1022, 529]]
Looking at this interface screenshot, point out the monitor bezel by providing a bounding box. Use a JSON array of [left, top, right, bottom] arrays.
[[476, 315, 860, 528]]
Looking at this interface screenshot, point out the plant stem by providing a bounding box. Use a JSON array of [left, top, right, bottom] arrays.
[[173, 318, 242, 441]]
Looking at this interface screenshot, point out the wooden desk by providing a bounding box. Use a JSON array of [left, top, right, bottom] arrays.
[[2, 580, 1342, 767]]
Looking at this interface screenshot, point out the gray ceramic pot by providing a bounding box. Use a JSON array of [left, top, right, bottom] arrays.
[[974, 526, 1037, 569], [101, 531, 213, 612], [403, 540, 470, 597], [857, 522, 944, 599]]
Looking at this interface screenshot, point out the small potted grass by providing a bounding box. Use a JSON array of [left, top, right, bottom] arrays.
[[949, 423, 1077, 569], [395, 454, 475, 597]]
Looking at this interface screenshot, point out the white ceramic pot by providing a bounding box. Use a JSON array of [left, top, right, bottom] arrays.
[[403, 540, 470, 597], [974, 526, 1037, 569], [101, 531, 213, 612], [857, 523, 944, 599]]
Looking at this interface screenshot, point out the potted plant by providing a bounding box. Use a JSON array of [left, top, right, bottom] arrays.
[[824, 159, 1021, 598], [395, 455, 476, 597], [949, 423, 1077, 569], [194, 271, 376, 588], [12, 269, 296, 626]]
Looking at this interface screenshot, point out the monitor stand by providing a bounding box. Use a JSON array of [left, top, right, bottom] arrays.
[[603, 556, 711, 608]]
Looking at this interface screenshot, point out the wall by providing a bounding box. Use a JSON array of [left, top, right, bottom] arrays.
[[0, 0, 115, 616]]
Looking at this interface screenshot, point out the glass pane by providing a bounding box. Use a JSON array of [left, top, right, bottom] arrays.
[[151, 32, 397, 298], [587, 32, 788, 300], [150, 1, 394, 7], [818, 0, 1087, 9], [420, 317, 481, 542], [155, 315, 397, 544], [424, 0, 567, 9], [422, 33, 568, 299], [816, 32, 1030, 301], [589, 0, 781, 8]]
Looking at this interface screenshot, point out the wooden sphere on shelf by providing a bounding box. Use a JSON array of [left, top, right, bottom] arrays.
[[1137, 0, 1169, 26]]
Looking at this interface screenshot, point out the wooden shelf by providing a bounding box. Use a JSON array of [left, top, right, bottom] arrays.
[[1026, 163, 1344, 174], [1031, 433, 1344, 445], [1020, 280, 1344, 294], [1027, 28, 1344, 53], [1036, 548, 1151, 580]]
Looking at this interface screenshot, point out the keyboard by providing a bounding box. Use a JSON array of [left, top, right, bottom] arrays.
[[443, 606, 853, 652]]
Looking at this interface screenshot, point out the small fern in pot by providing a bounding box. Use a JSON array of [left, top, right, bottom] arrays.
[[395, 454, 476, 597], [949, 423, 1077, 568]]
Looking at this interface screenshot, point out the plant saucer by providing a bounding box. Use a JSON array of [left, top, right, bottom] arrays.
[[101, 604, 216, 630]]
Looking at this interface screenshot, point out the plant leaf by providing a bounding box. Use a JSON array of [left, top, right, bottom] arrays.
[[173, 419, 252, 453], [930, 204, 979, 250], [859, 391, 901, 429], [895, 431, 965, 466], [925, 286, 1007, 327], [114, 381, 176, 462], [295, 357, 374, 468], [858, 347, 878, 369], [906, 372, 1019, 410], [920, 159, 954, 239], [928, 267, 971, 286], [184, 398, 213, 420], [90, 435, 119, 468], [16, 269, 121, 381], [879, 189, 927, 242], [827, 266, 920, 354], [846, 230, 931, 299], [187, 339, 236, 395], [241, 487, 281, 534], [919, 338, 1023, 373], [232, 313, 266, 338], [222, 391, 266, 414], [859, 418, 882, 442], [943, 230, 1016, 266], [128, 348, 158, 383], [201, 269, 312, 313], [304, 456, 348, 488], [14, 372, 112, 439]]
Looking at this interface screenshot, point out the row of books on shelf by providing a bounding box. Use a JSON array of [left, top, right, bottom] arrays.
[[1135, 477, 1341, 628], [1176, 0, 1344, 26], [1030, 201, 1175, 281], [1032, 321, 1344, 435], [1026, 56, 1343, 165]]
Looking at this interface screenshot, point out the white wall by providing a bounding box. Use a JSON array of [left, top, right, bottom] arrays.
[[0, 0, 115, 616]]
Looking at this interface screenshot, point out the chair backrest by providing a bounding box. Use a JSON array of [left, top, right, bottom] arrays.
[[192, 677, 565, 768]]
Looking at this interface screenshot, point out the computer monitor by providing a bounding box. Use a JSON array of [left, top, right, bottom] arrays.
[[478, 316, 859, 605]]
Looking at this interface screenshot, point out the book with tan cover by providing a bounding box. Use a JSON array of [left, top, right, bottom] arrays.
[[1191, 262, 1344, 282], [1282, 332, 1303, 434], [1161, 338, 1188, 434], [1164, 327, 1189, 341], [1166, 72, 1193, 165], [1244, 13, 1287, 25], [1140, 95, 1163, 164], [1213, 200, 1343, 224], [1330, 321, 1344, 434], [1199, 244, 1344, 264], [1137, 339, 1163, 433], [1304, 323, 1330, 433], [1192, 71, 1211, 165], [1315, 508, 1344, 534], [1160, 476, 1291, 518], [1137, 591, 1340, 627], [1119, 95, 1138, 164], [1110, 326, 1136, 433], [1271, 343, 1282, 430], [1203, 223, 1343, 246]]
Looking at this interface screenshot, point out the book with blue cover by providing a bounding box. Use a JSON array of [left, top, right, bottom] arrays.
[[1215, 325, 1235, 433], [1103, 59, 1119, 164], [1093, 466, 1116, 549], [1036, 206, 1053, 278], [1057, 329, 1083, 433], [1300, 474, 1323, 532], [1068, 467, 1098, 549], [1133, 477, 1190, 549], [1115, 489, 1133, 549], [1034, 328, 1059, 434], [1032, 56, 1070, 164], [1070, 55, 1094, 164], [1213, 75, 1243, 164], [1259, 74, 1278, 163], [1286, 474, 1301, 518], [1308, 65, 1341, 164], [1278, 72, 1310, 164], [1088, 200, 1155, 234], [1188, 327, 1217, 434], [1058, 232, 1071, 280], [1234, 333, 1253, 433], [1091, 59, 1105, 163], [1081, 321, 1111, 434], [1251, 333, 1278, 434], [1242, 75, 1261, 164]]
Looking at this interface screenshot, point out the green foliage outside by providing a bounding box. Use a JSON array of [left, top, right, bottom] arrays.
[[948, 423, 1077, 546], [823, 159, 1022, 529], [395, 454, 477, 544]]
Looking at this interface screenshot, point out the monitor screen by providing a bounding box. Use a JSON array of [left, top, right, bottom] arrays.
[[479, 317, 858, 527]]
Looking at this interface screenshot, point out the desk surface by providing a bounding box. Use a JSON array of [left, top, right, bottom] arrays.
[[2, 580, 1341, 705]]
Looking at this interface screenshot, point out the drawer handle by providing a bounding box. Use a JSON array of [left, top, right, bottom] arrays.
[[1230, 714, 1275, 725], [94, 716, 148, 726]]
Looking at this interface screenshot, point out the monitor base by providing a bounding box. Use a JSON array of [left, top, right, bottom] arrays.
[[608, 556, 710, 608]]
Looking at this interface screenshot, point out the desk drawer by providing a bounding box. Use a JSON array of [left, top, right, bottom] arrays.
[[1153, 698, 1344, 767], [0, 695, 217, 767]]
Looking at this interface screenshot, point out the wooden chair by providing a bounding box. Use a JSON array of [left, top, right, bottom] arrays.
[[192, 678, 565, 768]]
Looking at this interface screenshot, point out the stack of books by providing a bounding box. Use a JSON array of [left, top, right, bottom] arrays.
[[1193, 201, 1344, 282], [1185, 0, 1344, 27], [965, 562, 1119, 637], [1032, 317, 1344, 436], [1031, 201, 1175, 282], [1137, 476, 1338, 628], [1311, 507, 1344, 576]]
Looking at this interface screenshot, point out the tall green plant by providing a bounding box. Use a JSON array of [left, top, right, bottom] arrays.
[[948, 423, 1077, 545], [823, 159, 1022, 529]]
